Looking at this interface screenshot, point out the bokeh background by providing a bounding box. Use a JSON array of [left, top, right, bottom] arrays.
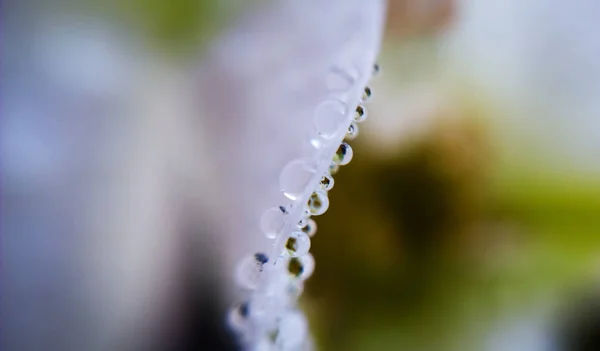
[[4, 1, 600, 350]]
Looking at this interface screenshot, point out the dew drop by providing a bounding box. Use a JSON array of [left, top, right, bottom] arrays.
[[260, 207, 285, 239], [301, 218, 317, 237], [346, 122, 359, 140], [333, 142, 353, 166], [320, 173, 334, 191], [354, 105, 368, 123], [297, 217, 307, 228], [235, 254, 268, 290], [314, 100, 349, 140], [307, 190, 329, 216], [228, 302, 250, 331], [361, 86, 372, 102], [280, 159, 318, 201], [284, 231, 311, 257], [288, 253, 315, 280]]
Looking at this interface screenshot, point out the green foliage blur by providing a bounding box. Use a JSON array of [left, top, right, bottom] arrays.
[[303, 102, 600, 350]]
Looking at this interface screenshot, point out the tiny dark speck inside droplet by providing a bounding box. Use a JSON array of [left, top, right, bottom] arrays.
[[239, 302, 250, 317], [279, 206, 288, 214], [254, 253, 269, 264]]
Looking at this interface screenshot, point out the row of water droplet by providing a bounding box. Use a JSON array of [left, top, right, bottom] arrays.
[[229, 63, 379, 350]]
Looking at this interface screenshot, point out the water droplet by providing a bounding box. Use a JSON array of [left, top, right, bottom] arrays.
[[346, 122, 359, 140], [280, 159, 318, 201], [235, 254, 267, 290], [228, 302, 250, 331], [301, 218, 317, 237], [288, 253, 315, 280], [320, 173, 334, 191], [354, 105, 368, 123], [314, 100, 349, 140], [361, 86, 372, 102], [307, 190, 329, 216], [302, 208, 312, 219], [260, 207, 286, 239], [329, 162, 340, 175], [297, 217, 307, 228], [333, 142, 353, 166], [284, 231, 311, 257]]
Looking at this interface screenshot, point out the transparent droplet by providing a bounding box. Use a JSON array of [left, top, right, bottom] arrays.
[[354, 105, 368, 123], [228, 302, 250, 331], [235, 254, 268, 290], [297, 217, 308, 228], [333, 142, 353, 166], [346, 122, 359, 140], [373, 63, 381, 76], [320, 173, 334, 191], [302, 208, 312, 219], [361, 86, 372, 102], [288, 253, 315, 280], [260, 207, 286, 239], [301, 218, 317, 237], [314, 100, 349, 140], [280, 158, 318, 201], [284, 231, 311, 257], [307, 190, 329, 216], [275, 310, 308, 349], [329, 162, 340, 175]]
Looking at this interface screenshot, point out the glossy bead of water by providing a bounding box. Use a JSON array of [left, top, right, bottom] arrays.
[[301, 218, 317, 237], [228, 302, 250, 331], [320, 173, 334, 191], [354, 105, 368, 123], [297, 217, 308, 228], [235, 253, 268, 290], [285, 231, 311, 257], [361, 86, 372, 102], [307, 190, 329, 216], [314, 100, 349, 140], [280, 158, 317, 201], [346, 122, 359, 140], [333, 142, 353, 166], [288, 253, 315, 280], [260, 207, 286, 239]]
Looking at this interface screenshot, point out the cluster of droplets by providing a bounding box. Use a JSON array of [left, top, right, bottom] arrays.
[[228, 63, 379, 350]]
